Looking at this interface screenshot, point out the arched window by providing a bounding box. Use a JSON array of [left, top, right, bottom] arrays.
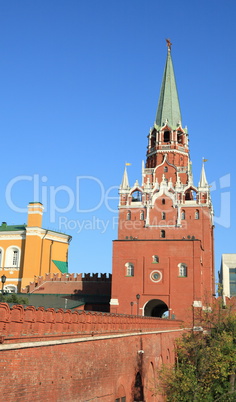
[[160, 230, 165, 238], [132, 190, 142, 202], [4, 285, 17, 294], [0, 248, 3, 268], [152, 255, 159, 263], [127, 211, 131, 220], [151, 135, 155, 148], [5, 246, 20, 269], [178, 263, 187, 277], [13, 250, 18, 266], [125, 262, 134, 277], [185, 189, 197, 201], [164, 131, 170, 142], [164, 166, 168, 172], [162, 198, 165, 205], [177, 132, 182, 144], [162, 212, 166, 220], [181, 210, 185, 220], [140, 211, 144, 220], [185, 191, 190, 200], [195, 210, 200, 220]]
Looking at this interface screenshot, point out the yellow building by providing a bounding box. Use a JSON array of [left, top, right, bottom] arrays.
[[0, 202, 72, 292]]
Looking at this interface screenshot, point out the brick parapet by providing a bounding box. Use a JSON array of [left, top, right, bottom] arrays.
[[0, 303, 182, 344]]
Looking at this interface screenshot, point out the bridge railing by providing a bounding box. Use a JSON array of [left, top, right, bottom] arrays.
[[0, 303, 182, 343]]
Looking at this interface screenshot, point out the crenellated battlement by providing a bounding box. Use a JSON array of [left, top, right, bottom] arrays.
[[22, 272, 112, 293]]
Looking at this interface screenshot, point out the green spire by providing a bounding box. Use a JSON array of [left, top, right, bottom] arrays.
[[155, 43, 182, 129]]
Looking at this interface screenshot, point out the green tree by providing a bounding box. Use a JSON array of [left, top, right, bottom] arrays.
[[0, 293, 28, 305], [157, 306, 236, 401]]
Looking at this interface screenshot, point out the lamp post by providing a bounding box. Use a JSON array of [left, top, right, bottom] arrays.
[[1, 275, 6, 295], [130, 301, 134, 315], [136, 293, 140, 315]]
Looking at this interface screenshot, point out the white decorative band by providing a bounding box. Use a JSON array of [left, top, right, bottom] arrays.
[[110, 298, 119, 306], [193, 300, 202, 307]]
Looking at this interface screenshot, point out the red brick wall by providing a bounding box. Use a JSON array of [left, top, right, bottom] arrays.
[[111, 238, 213, 322], [0, 303, 184, 401]]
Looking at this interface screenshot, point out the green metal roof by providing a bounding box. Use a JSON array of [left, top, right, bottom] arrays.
[[155, 48, 182, 129], [52, 260, 68, 274], [0, 222, 71, 239], [0, 223, 26, 232]]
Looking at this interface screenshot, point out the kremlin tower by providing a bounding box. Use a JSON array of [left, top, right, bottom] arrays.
[[110, 41, 215, 321]]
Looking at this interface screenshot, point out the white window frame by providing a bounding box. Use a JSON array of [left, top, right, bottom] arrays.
[[5, 246, 21, 269], [125, 262, 134, 277], [152, 255, 159, 263], [0, 248, 3, 268], [178, 263, 187, 277], [4, 284, 17, 293]]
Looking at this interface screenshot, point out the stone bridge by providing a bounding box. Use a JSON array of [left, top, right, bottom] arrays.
[[0, 303, 185, 401]]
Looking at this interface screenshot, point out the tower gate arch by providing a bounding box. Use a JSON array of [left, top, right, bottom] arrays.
[[144, 299, 169, 318]]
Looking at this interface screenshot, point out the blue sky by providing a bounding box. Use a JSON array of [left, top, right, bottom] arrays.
[[0, 0, 235, 282]]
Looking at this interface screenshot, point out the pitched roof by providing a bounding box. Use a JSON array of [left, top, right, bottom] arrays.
[[199, 163, 208, 188], [121, 166, 129, 189], [0, 222, 71, 240], [155, 47, 182, 129]]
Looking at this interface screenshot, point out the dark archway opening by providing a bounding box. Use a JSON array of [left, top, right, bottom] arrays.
[[164, 131, 170, 142], [132, 190, 142, 202], [144, 299, 169, 318], [185, 188, 197, 201], [133, 372, 144, 402]]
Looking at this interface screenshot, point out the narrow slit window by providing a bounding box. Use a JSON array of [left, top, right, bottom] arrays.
[[160, 230, 165, 238], [12, 250, 19, 266], [152, 255, 159, 263], [164, 131, 170, 142], [177, 133, 182, 144]]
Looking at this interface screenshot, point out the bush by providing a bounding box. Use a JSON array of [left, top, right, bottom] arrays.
[[0, 293, 28, 305], [156, 306, 236, 401]]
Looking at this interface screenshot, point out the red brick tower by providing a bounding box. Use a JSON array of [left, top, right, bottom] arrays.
[[110, 42, 215, 321]]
